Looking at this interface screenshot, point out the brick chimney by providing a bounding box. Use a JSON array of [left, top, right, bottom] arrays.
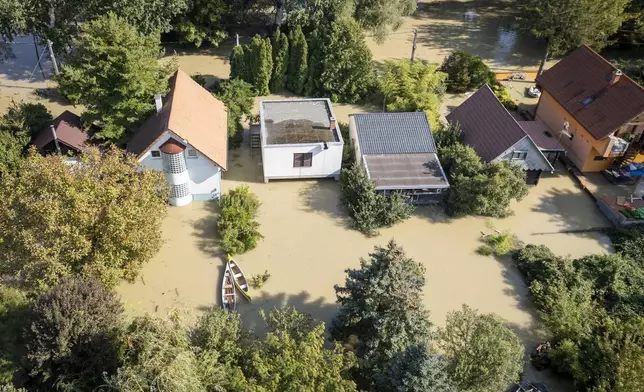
[[610, 69, 623, 86], [329, 116, 337, 130]]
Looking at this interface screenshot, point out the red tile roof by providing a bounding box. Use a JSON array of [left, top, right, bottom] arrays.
[[446, 85, 526, 162], [32, 110, 88, 152], [127, 69, 228, 169], [536, 45, 644, 140]]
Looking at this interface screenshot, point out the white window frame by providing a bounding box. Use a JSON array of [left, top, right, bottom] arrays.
[[511, 151, 528, 160], [186, 149, 198, 159], [151, 150, 161, 159]]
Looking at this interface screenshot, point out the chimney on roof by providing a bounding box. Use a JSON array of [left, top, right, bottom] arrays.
[[50, 124, 61, 155], [329, 116, 337, 131], [610, 69, 623, 86], [154, 94, 163, 113]]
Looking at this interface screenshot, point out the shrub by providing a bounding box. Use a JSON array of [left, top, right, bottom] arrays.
[[249, 270, 271, 289], [478, 230, 521, 256], [377, 344, 455, 392], [105, 315, 204, 392], [439, 51, 495, 93], [608, 226, 644, 264], [340, 165, 414, 236], [0, 147, 168, 290], [0, 286, 30, 384], [339, 122, 354, 167], [287, 24, 308, 95], [229, 35, 273, 96], [380, 60, 447, 129], [23, 277, 123, 391], [190, 73, 207, 87], [491, 83, 518, 111], [0, 101, 52, 146], [217, 185, 263, 255], [438, 304, 523, 392], [214, 78, 255, 149]]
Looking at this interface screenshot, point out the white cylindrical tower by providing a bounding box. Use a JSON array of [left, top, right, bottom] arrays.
[[160, 138, 192, 206]]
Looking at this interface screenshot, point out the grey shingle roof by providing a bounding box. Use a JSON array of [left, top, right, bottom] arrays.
[[352, 112, 436, 154], [446, 85, 526, 162]]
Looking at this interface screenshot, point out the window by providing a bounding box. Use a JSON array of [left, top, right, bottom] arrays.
[[511, 151, 527, 160], [582, 96, 595, 106], [293, 153, 313, 167], [594, 155, 608, 161], [186, 149, 198, 158], [151, 150, 161, 158]]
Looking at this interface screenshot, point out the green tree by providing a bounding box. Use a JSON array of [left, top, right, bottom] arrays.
[[353, 0, 417, 42], [56, 13, 173, 141], [105, 315, 204, 392], [190, 308, 247, 391], [340, 164, 414, 236], [441, 143, 528, 218], [331, 240, 432, 383], [0, 100, 52, 176], [230, 45, 248, 82], [251, 36, 273, 96], [381, 59, 447, 129], [0, 286, 30, 384], [439, 51, 495, 94], [270, 29, 289, 93], [217, 185, 263, 255], [115, 0, 188, 35], [175, 0, 229, 47], [438, 304, 523, 392], [0, 147, 168, 291], [376, 344, 455, 392], [520, 0, 630, 75], [0, 100, 52, 145], [287, 24, 308, 95], [243, 307, 357, 392], [23, 277, 123, 391], [0, 0, 26, 42], [214, 78, 256, 148], [316, 19, 375, 103], [305, 28, 325, 96], [608, 225, 644, 262]]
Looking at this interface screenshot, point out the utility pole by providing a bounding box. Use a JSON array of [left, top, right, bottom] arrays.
[[48, 5, 59, 75], [410, 29, 418, 63]]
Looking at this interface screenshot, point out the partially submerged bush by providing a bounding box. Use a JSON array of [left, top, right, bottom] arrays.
[[340, 165, 414, 236], [491, 83, 518, 111], [477, 229, 521, 256], [249, 270, 271, 289], [608, 226, 644, 264], [217, 185, 263, 255]]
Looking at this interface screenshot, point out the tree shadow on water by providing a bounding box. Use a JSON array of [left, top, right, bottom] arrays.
[[191, 200, 227, 259], [298, 180, 353, 230]]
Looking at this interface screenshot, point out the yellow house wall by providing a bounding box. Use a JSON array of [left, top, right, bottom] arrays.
[[535, 91, 616, 172]]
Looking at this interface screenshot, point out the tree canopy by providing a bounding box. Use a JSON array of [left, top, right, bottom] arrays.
[[0, 147, 168, 291], [23, 277, 123, 391], [438, 304, 524, 392], [380, 59, 447, 129], [377, 344, 455, 392], [353, 0, 417, 42], [217, 185, 263, 255], [56, 13, 173, 142], [214, 78, 256, 148], [174, 0, 229, 47], [331, 240, 432, 384]]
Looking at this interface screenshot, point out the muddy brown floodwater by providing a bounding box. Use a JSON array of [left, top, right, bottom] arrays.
[[118, 138, 611, 391]]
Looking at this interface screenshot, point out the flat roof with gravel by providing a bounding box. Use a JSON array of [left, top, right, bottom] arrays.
[[261, 99, 339, 145]]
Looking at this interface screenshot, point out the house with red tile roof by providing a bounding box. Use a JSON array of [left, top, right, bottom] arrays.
[[32, 110, 89, 155], [535, 45, 644, 172], [127, 69, 228, 206]]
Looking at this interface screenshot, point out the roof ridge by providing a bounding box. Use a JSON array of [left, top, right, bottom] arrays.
[[574, 46, 644, 92]]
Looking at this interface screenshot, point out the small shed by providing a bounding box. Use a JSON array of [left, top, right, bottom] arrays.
[[32, 110, 88, 155]]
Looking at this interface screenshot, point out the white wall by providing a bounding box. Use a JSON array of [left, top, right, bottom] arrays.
[[493, 136, 552, 172], [138, 130, 223, 201], [262, 143, 343, 182]]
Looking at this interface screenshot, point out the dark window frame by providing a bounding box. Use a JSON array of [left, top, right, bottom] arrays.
[[151, 150, 161, 158], [511, 151, 528, 160], [293, 153, 313, 167]]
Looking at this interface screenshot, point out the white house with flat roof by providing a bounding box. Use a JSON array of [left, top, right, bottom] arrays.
[[259, 99, 343, 183]]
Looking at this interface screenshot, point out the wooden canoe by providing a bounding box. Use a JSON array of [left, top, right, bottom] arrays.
[[228, 259, 251, 302], [221, 262, 236, 312]]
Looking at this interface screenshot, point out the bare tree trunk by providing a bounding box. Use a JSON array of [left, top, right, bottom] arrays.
[[537, 42, 549, 78]]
